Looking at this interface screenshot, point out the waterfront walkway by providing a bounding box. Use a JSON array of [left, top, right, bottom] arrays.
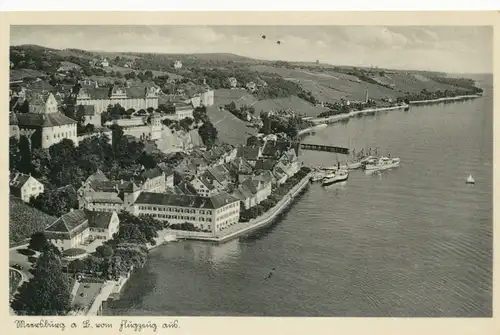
[[165, 172, 312, 243]]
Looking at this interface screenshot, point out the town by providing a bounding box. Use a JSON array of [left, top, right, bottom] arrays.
[[9, 46, 316, 316], [8, 40, 485, 317]]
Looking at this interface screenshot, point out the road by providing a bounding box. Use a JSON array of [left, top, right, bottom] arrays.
[[9, 246, 36, 281]]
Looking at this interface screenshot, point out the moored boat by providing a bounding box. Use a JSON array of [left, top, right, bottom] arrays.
[[363, 156, 400, 172], [322, 169, 349, 186]]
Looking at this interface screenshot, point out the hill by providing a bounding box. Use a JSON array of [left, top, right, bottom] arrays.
[[9, 196, 56, 247]]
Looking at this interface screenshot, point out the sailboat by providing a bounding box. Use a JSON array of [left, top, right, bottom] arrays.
[[466, 174, 475, 184]]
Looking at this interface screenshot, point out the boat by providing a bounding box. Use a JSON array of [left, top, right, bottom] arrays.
[[322, 169, 349, 186], [364, 156, 401, 172], [310, 171, 326, 182], [466, 174, 475, 184], [346, 161, 362, 170]]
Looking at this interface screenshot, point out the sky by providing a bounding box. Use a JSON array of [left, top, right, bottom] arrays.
[[10, 26, 493, 74]]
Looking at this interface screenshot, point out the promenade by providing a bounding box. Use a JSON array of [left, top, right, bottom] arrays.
[[163, 172, 312, 244]]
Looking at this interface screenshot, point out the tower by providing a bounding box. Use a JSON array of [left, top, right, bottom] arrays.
[[149, 112, 163, 140], [364, 88, 369, 104]]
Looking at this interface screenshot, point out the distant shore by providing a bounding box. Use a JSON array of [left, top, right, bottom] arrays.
[[306, 94, 481, 127], [308, 104, 408, 126], [408, 94, 481, 105]]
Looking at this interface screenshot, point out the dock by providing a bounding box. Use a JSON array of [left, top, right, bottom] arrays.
[[300, 143, 350, 155]]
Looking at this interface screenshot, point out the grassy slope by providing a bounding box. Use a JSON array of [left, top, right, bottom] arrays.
[[207, 89, 258, 146], [9, 196, 56, 246]]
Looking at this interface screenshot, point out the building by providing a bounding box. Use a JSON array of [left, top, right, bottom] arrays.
[[9, 112, 20, 139], [132, 192, 240, 235], [76, 84, 159, 115], [228, 77, 238, 88], [232, 173, 273, 210], [136, 168, 166, 193], [189, 174, 218, 197], [86, 210, 120, 242], [200, 90, 215, 107], [246, 82, 257, 91], [9, 172, 44, 203], [16, 91, 78, 149], [174, 60, 183, 69], [45, 209, 89, 251], [163, 102, 194, 121], [77, 104, 100, 127], [77, 171, 141, 213], [107, 112, 162, 141], [237, 146, 262, 167], [157, 163, 175, 188]]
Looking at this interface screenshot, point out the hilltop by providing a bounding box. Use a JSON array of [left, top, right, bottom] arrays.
[[9, 44, 484, 145]]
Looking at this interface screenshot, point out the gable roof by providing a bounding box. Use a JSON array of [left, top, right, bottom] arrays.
[[45, 210, 88, 238], [237, 146, 261, 161], [195, 174, 216, 190], [9, 172, 34, 189], [135, 191, 238, 209], [86, 210, 116, 229], [255, 158, 277, 171], [86, 192, 124, 204], [17, 111, 77, 128], [140, 168, 164, 181]]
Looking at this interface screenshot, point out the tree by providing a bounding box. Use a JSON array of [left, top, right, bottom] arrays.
[[68, 258, 85, 273], [28, 232, 50, 252], [11, 249, 71, 315], [198, 121, 218, 149], [9, 136, 20, 170], [95, 245, 114, 258], [17, 135, 32, 174]]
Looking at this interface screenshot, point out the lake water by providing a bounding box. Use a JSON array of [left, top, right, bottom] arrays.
[[107, 93, 493, 317]]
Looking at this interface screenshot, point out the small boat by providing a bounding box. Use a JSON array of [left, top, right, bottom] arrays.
[[322, 169, 349, 186], [466, 175, 475, 184]]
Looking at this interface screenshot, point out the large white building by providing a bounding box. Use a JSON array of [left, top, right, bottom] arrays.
[[76, 84, 160, 115], [132, 192, 240, 235], [16, 91, 78, 149]]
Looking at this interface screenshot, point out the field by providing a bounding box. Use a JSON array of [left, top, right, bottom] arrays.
[[207, 91, 258, 146]]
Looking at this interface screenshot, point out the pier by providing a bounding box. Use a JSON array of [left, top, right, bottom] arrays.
[[300, 143, 350, 155]]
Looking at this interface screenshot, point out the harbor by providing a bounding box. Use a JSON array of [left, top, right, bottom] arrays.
[[106, 93, 492, 316]]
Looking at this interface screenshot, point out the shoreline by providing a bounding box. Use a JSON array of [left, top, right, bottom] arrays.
[[307, 94, 481, 126], [100, 172, 312, 313], [154, 172, 312, 244], [408, 94, 481, 105]]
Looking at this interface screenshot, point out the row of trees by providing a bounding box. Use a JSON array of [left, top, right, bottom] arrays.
[[402, 88, 480, 102]]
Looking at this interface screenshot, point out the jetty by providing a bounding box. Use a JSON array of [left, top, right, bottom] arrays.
[[300, 143, 350, 155]]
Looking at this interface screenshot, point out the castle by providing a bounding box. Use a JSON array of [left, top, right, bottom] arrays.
[[76, 84, 160, 115]]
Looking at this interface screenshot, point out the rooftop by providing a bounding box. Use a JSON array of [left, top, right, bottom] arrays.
[[17, 111, 77, 128], [135, 191, 238, 209]]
